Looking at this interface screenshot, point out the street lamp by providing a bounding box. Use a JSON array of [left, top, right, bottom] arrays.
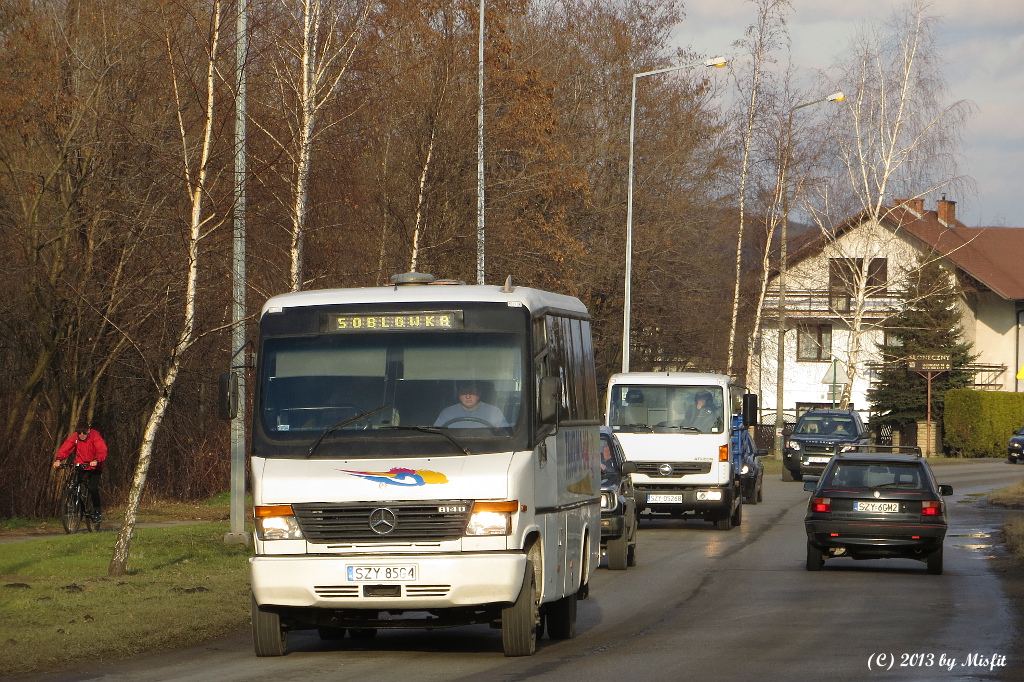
[[622, 56, 728, 373], [774, 91, 844, 457]]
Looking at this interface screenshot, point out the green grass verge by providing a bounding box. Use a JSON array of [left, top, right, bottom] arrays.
[[0, 522, 251, 675]]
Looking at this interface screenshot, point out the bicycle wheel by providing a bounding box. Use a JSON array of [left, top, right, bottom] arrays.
[[61, 485, 84, 534]]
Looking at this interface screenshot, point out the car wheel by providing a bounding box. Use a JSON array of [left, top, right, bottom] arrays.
[[714, 511, 733, 531], [1009, 456, 1018, 465], [806, 541, 824, 571], [502, 560, 539, 656], [626, 513, 639, 567], [252, 596, 288, 657], [607, 531, 629, 570], [927, 546, 944, 575], [792, 470, 803, 482], [782, 466, 794, 482], [756, 477, 764, 503], [545, 591, 577, 640]]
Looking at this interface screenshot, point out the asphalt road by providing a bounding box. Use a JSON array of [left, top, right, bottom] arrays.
[[21, 459, 1024, 682]]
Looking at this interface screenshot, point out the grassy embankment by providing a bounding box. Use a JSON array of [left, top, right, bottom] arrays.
[[0, 496, 251, 676], [2, 462, 1023, 675]]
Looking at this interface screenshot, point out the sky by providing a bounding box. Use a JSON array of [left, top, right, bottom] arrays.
[[672, 0, 1024, 228]]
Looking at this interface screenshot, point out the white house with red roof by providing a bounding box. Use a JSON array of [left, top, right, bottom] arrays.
[[749, 197, 1024, 424]]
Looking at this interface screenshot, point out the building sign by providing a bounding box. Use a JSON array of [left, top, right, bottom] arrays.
[[905, 354, 952, 372]]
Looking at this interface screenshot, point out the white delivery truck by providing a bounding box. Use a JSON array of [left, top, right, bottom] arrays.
[[604, 372, 757, 530], [228, 273, 601, 657]]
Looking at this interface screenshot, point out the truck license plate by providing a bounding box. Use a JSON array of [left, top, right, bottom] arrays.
[[346, 565, 417, 582], [647, 494, 682, 504]]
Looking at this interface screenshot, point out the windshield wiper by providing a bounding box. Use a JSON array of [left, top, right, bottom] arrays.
[[378, 425, 472, 456], [307, 405, 391, 458], [620, 423, 653, 432]]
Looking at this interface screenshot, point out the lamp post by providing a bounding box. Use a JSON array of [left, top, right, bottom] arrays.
[[622, 56, 727, 373], [475, 0, 483, 282], [774, 91, 844, 457]]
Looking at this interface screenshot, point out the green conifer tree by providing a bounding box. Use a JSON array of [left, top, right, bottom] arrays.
[[868, 255, 976, 430]]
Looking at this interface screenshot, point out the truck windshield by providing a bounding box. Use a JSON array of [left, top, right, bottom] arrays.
[[608, 385, 725, 434], [258, 330, 526, 456]]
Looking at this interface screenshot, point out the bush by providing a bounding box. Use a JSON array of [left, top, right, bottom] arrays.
[[944, 389, 1024, 457]]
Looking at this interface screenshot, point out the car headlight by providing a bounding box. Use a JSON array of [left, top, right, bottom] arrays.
[[740, 463, 750, 475], [600, 491, 617, 510], [255, 505, 303, 540], [786, 440, 800, 451], [1010, 442, 1024, 451], [465, 500, 517, 536]]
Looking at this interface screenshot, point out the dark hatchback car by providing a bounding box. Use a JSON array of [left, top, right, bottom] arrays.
[[803, 446, 952, 574], [783, 408, 870, 481], [600, 427, 638, 570], [1009, 427, 1024, 464]]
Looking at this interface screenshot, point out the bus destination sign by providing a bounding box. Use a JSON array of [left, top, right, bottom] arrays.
[[325, 311, 464, 332]]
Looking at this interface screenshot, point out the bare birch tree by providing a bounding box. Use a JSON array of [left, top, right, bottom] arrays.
[[802, 0, 973, 407], [109, 0, 229, 576], [725, 0, 791, 378], [253, 0, 373, 292]]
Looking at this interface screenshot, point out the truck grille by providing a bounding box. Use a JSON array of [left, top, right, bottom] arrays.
[[291, 501, 473, 544], [635, 462, 713, 477]]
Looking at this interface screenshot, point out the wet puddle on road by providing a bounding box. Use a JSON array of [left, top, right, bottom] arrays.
[[948, 529, 1002, 558]]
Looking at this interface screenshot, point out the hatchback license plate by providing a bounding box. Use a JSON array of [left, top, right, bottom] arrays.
[[648, 494, 683, 504], [853, 501, 900, 513], [347, 565, 417, 582]]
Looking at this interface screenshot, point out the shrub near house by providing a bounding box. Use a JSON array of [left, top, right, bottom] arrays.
[[943, 389, 1024, 458]]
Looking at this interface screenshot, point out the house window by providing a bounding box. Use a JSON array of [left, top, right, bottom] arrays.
[[797, 324, 832, 361], [867, 258, 888, 296], [829, 259, 861, 313]]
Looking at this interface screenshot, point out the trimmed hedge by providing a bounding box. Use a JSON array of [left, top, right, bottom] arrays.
[[943, 389, 1024, 458]]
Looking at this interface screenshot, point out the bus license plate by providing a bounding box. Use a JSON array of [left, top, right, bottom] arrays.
[[853, 502, 900, 513], [648, 494, 682, 504], [347, 565, 417, 582]]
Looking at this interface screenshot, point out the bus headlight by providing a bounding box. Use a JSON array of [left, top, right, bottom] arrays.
[[254, 505, 303, 540], [465, 500, 517, 536]]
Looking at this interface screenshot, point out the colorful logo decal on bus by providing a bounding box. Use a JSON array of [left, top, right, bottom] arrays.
[[339, 468, 449, 486]]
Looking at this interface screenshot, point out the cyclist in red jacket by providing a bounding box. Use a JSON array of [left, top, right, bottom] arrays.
[[53, 422, 108, 522]]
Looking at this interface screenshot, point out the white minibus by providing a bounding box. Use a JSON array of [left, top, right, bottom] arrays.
[[232, 273, 601, 657]]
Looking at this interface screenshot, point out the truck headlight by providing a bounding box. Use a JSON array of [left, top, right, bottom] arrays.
[[465, 500, 517, 536], [254, 505, 303, 540], [600, 491, 617, 510]]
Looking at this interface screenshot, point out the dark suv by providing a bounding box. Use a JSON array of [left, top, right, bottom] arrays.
[[803, 446, 952, 574], [783, 408, 869, 481], [600, 427, 638, 570]]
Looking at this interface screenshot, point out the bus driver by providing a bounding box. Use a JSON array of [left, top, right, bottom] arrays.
[[434, 380, 509, 428]]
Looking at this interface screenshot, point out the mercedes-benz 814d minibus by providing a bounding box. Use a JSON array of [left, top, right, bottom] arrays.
[[228, 273, 601, 657]]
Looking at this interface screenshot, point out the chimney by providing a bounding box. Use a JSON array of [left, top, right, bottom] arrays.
[[937, 195, 956, 225], [895, 198, 925, 214]]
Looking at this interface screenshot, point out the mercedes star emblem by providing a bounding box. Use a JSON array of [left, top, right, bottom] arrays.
[[368, 507, 398, 535]]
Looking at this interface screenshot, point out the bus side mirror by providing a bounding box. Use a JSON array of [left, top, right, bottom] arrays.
[[742, 393, 758, 428], [219, 371, 239, 421], [539, 376, 561, 425]]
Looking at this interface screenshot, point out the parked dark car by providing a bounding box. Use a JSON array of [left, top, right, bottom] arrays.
[[735, 426, 768, 504], [803, 446, 952, 574], [600, 427, 638, 570], [1009, 427, 1024, 464], [783, 408, 870, 481]]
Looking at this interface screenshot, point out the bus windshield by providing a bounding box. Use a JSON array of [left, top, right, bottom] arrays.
[[608, 385, 725, 434], [259, 330, 525, 452]]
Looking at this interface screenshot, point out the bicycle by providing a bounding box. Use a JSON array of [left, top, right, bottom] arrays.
[[59, 463, 101, 533]]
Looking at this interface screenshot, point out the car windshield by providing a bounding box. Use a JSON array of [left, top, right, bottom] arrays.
[[608, 385, 725, 434], [824, 462, 925, 490], [600, 434, 624, 474], [795, 414, 855, 436]]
